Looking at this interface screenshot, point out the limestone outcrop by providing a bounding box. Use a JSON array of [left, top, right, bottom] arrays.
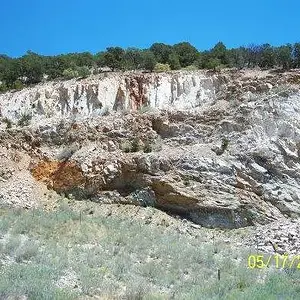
[[1, 69, 300, 228], [0, 72, 219, 124]]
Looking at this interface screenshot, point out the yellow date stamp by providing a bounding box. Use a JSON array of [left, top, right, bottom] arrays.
[[248, 254, 300, 269]]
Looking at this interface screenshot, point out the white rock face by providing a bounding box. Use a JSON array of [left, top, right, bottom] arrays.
[[2, 69, 300, 229], [0, 72, 218, 124]]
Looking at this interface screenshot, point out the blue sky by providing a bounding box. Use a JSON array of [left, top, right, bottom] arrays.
[[2, 0, 300, 57]]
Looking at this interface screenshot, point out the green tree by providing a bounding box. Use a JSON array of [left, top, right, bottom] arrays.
[[258, 44, 276, 68], [211, 42, 228, 65], [245, 44, 261, 68], [206, 58, 222, 70], [94, 51, 106, 67], [168, 52, 181, 70], [194, 52, 209, 69], [293, 43, 300, 67], [75, 52, 95, 67], [141, 50, 157, 71], [59, 54, 77, 69], [77, 66, 90, 78], [0, 55, 11, 81], [150, 43, 173, 64], [1, 59, 21, 87], [44, 56, 68, 79], [123, 48, 143, 70], [276, 45, 293, 70], [103, 47, 125, 71], [173, 42, 199, 67], [58, 52, 94, 69], [20, 51, 44, 84], [227, 47, 248, 69]]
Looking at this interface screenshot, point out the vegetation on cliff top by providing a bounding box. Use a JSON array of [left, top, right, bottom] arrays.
[[1, 42, 300, 92]]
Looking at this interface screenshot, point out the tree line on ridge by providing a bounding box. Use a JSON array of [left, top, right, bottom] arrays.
[[1, 41, 300, 92]]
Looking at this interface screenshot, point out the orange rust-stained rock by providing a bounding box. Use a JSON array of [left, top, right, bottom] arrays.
[[126, 76, 149, 110], [30, 160, 59, 183], [31, 160, 85, 192]]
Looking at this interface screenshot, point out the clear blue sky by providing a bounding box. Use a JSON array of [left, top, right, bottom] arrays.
[[2, 0, 300, 57]]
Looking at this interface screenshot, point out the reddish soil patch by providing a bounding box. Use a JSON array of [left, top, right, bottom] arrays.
[[31, 160, 85, 192]]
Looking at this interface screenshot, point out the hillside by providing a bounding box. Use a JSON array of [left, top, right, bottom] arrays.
[[1, 68, 300, 298]]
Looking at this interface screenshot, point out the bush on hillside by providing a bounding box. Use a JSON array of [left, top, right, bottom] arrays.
[[62, 68, 79, 79], [77, 66, 90, 78], [12, 80, 24, 90], [18, 112, 32, 127], [153, 63, 171, 72], [183, 65, 198, 71]]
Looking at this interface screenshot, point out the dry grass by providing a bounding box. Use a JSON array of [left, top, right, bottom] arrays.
[[0, 203, 299, 299]]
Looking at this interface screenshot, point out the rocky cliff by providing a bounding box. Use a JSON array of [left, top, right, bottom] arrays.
[[0, 71, 221, 124], [1, 69, 300, 232]]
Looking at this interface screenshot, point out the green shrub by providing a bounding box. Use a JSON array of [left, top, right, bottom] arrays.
[[221, 138, 229, 152], [18, 112, 32, 127], [143, 142, 153, 153], [206, 58, 222, 70], [0, 80, 24, 92], [183, 65, 198, 71], [131, 137, 144, 152], [12, 80, 25, 90], [3, 235, 21, 256], [150, 136, 163, 152], [121, 138, 144, 153], [15, 240, 39, 262], [77, 66, 91, 78], [0, 82, 8, 93], [215, 138, 230, 155], [120, 140, 133, 153], [62, 68, 79, 79], [154, 63, 171, 72], [143, 137, 163, 153], [120, 137, 162, 153]]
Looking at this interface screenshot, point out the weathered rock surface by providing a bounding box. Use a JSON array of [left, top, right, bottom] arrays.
[[1, 69, 300, 229], [0, 71, 220, 124]]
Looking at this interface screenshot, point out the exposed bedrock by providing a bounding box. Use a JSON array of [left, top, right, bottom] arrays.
[[1, 69, 300, 228], [0, 71, 221, 123]]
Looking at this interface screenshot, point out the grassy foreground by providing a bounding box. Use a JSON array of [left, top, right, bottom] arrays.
[[0, 202, 299, 300]]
